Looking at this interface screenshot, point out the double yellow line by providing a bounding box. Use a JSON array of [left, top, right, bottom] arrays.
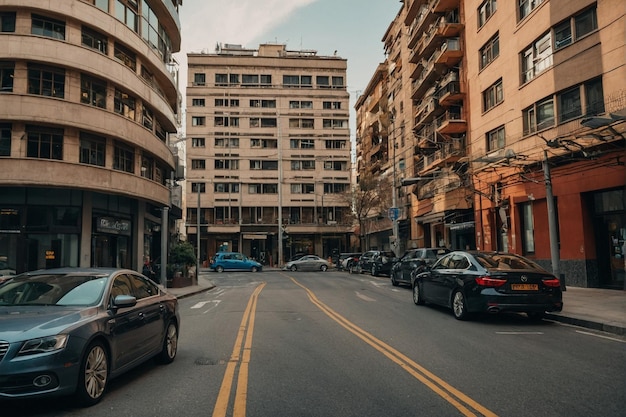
[[289, 277, 499, 417], [212, 282, 266, 417], [212, 278, 498, 417]]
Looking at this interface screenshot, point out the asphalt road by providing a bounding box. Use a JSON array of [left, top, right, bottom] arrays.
[[6, 270, 626, 417]]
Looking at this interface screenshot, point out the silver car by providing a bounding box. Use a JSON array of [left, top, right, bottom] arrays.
[[284, 255, 330, 272], [0, 268, 180, 406]]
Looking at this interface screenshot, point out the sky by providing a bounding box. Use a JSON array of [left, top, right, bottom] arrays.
[[175, 0, 402, 136]]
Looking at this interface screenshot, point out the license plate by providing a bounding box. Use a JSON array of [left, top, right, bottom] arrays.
[[511, 283, 538, 291]]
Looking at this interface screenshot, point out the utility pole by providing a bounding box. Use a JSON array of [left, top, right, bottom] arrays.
[[390, 115, 400, 257], [196, 183, 201, 284], [277, 113, 284, 267], [543, 151, 562, 287]]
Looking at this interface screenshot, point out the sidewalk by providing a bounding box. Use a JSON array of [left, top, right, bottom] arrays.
[[167, 269, 626, 336]]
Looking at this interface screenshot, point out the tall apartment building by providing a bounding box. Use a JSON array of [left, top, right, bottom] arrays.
[[0, 0, 183, 274], [356, 0, 625, 289], [186, 44, 352, 265]]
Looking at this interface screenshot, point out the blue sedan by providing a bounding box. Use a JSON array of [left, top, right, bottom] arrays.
[[0, 268, 179, 406]]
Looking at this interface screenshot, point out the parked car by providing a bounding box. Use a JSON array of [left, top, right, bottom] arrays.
[[412, 251, 563, 320], [0, 267, 179, 406], [210, 252, 262, 272], [338, 253, 361, 271], [284, 255, 330, 272], [355, 250, 398, 276], [390, 248, 450, 286]]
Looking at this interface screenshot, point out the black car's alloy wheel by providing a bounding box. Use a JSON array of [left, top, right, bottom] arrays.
[[452, 290, 469, 320], [76, 341, 108, 406], [371, 266, 378, 276], [156, 321, 178, 364], [413, 283, 425, 305], [391, 273, 398, 286]]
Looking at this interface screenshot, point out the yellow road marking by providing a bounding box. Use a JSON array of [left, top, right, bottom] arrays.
[[212, 282, 266, 417], [288, 276, 499, 417]]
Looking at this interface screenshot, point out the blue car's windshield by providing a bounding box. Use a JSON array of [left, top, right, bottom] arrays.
[[0, 274, 107, 306]]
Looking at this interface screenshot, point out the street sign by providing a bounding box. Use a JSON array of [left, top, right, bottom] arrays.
[[388, 207, 400, 221]]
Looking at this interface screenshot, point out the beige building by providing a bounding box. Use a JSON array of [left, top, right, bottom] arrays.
[[0, 0, 183, 275], [356, 0, 625, 288], [186, 44, 352, 265]]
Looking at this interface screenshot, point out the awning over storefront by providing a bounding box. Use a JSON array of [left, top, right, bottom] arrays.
[[447, 221, 475, 231]]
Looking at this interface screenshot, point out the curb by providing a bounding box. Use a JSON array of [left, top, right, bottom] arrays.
[[545, 313, 625, 336]]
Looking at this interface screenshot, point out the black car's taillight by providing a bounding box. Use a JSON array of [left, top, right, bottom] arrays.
[[542, 277, 561, 287], [475, 276, 507, 287]]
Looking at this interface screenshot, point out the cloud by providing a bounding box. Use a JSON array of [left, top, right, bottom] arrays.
[[179, 0, 317, 53]]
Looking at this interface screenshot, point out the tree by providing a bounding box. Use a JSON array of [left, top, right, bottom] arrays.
[[167, 241, 196, 279], [347, 171, 392, 251]]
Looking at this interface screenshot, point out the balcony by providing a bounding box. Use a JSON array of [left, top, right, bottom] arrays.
[[436, 80, 463, 106], [435, 38, 463, 67], [411, 57, 440, 99], [417, 14, 463, 62], [419, 138, 465, 174], [407, 1, 439, 48], [435, 107, 466, 134], [433, 0, 460, 13], [414, 96, 443, 127]]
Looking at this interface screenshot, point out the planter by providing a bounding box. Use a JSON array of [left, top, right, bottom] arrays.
[[170, 271, 192, 288]]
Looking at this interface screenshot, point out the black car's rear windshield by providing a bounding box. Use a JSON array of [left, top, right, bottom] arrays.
[[474, 253, 543, 270]]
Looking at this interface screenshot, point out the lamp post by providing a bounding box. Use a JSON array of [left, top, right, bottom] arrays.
[[390, 114, 400, 257]]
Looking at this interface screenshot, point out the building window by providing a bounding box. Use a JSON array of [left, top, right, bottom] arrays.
[[585, 78, 605, 116], [290, 139, 315, 149], [555, 6, 597, 50], [214, 137, 239, 148], [26, 125, 63, 160], [115, 0, 138, 32], [28, 64, 65, 98], [317, 75, 330, 88], [301, 75, 312, 87], [289, 100, 313, 109], [229, 74, 239, 84], [283, 75, 300, 87], [324, 183, 347, 193], [214, 116, 239, 127], [113, 142, 134, 173], [140, 155, 154, 179], [0, 123, 11, 156], [142, 106, 154, 130], [242, 74, 259, 85], [250, 99, 276, 108], [31, 14, 65, 39], [324, 161, 347, 171], [323, 119, 348, 129], [478, 0, 497, 28], [192, 98, 205, 106], [0, 12, 16, 32], [322, 101, 342, 110], [191, 116, 205, 126], [521, 202, 535, 254], [523, 97, 554, 135], [191, 183, 206, 193], [191, 137, 205, 148], [260, 74, 271, 85], [558, 87, 582, 123], [193, 73, 206, 86], [114, 43, 137, 72], [81, 74, 107, 108], [482, 79, 503, 112], [289, 118, 314, 129], [332, 76, 344, 88], [291, 160, 315, 170], [519, 0, 544, 21], [215, 73, 227, 86], [250, 138, 277, 148], [249, 160, 277, 170], [0, 62, 14, 92], [521, 32, 552, 84], [487, 126, 505, 151], [140, 1, 159, 50], [479, 33, 499, 70], [325, 140, 347, 149], [81, 26, 108, 54], [191, 159, 206, 170], [79, 132, 106, 167], [216, 159, 239, 170], [114, 89, 136, 120]]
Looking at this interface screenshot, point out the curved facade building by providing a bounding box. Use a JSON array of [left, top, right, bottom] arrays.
[[0, 0, 183, 274]]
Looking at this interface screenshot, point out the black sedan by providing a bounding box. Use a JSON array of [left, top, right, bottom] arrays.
[[355, 250, 397, 276], [0, 268, 180, 406], [412, 251, 563, 320], [390, 248, 449, 286]]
